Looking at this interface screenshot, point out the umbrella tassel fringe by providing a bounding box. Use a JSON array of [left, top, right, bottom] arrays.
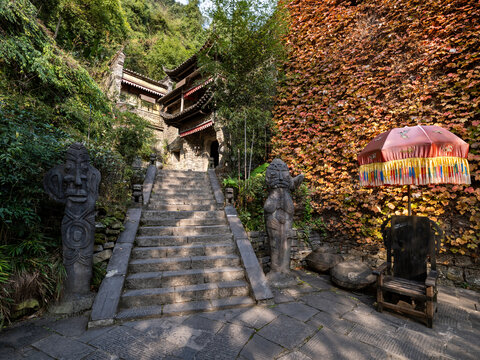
[[359, 156, 471, 187]]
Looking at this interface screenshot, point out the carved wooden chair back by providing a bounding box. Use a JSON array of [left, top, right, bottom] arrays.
[[382, 216, 441, 281]]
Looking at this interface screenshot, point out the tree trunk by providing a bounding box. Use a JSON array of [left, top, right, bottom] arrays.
[[54, 15, 62, 40]]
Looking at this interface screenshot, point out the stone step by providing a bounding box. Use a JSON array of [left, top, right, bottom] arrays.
[[116, 296, 255, 321], [131, 242, 235, 259], [158, 170, 208, 176], [147, 198, 216, 206], [120, 280, 250, 308], [150, 191, 213, 198], [140, 217, 226, 227], [125, 266, 245, 289], [154, 177, 210, 184], [141, 210, 225, 221], [147, 204, 220, 211], [138, 225, 230, 237], [152, 181, 212, 193], [152, 184, 211, 191], [128, 254, 240, 273], [152, 188, 213, 198], [135, 233, 234, 247]]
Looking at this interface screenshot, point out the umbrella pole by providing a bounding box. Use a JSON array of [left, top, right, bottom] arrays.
[[407, 185, 412, 216]]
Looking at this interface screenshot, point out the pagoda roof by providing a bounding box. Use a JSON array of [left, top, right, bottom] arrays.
[[159, 89, 213, 125], [122, 69, 168, 97], [163, 40, 213, 82]]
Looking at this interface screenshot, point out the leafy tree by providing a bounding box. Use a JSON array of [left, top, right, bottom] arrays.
[[200, 0, 286, 178], [122, 0, 207, 79], [31, 0, 130, 60]]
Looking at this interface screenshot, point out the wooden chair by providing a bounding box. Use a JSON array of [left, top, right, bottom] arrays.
[[373, 216, 443, 327]]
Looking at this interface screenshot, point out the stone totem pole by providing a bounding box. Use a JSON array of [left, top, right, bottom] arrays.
[[264, 159, 304, 285], [44, 143, 100, 301]]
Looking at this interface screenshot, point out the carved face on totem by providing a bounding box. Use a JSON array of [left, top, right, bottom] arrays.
[[64, 144, 90, 203], [266, 159, 292, 190], [44, 142, 100, 206]]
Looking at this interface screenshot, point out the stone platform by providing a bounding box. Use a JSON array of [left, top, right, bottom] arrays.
[[1, 269, 479, 360]]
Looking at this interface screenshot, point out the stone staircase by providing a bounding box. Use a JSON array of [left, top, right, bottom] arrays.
[[116, 170, 254, 320]]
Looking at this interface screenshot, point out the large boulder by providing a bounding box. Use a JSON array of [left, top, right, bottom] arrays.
[[331, 261, 376, 290], [305, 250, 344, 273]]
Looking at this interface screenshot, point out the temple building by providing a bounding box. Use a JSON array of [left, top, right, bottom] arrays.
[[105, 42, 224, 171], [159, 41, 223, 171]]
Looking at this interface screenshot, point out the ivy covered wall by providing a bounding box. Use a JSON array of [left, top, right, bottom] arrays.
[[273, 0, 480, 256]]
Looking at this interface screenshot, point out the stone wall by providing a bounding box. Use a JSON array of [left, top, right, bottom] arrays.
[[164, 118, 224, 172], [247, 230, 323, 273], [247, 230, 480, 291]]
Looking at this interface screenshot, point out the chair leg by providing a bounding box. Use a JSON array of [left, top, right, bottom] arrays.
[[426, 286, 434, 328], [376, 277, 384, 312]]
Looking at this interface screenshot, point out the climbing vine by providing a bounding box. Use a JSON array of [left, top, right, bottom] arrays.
[[273, 0, 480, 256]]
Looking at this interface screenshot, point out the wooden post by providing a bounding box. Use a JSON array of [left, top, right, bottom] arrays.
[[426, 286, 434, 328], [377, 275, 384, 313], [180, 90, 184, 112], [407, 185, 412, 216]]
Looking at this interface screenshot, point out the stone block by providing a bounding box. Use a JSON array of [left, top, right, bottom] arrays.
[[49, 293, 95, 314], [106, 243, 132, 276], [276, 302, 319, 322], [305, 251, 343, 273], [240, 334, 284, 360], [32, 334, 94, 360], [446, 266, 464, 283], [300, 327, 389, 360], [0, 324, 52, 350], [103, 242, 115, 249], [276, 351, 312, 360], [94, 245, 103, 252], [161, 269, 202, 287], [142, 165, 156, 206], [163, 300, 213, 316], [117, 208, 142, 244], [454, 256, 473, 267], [330, 261, 375, 290], [87, 326, 163, 360], [232, 306, 279, 329], [464, 268, 480, 288], [49, 315, 89, 337], [111, 221, 123, 230], [93, 249, 113, 264], [218, 281, 249, 297], [182, 314, 225, 333], [257, 314, 317, 349], [90, 275, 125, 322], [175, 283, 218, 302]]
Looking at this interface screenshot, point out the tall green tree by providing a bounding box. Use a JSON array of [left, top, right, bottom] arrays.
[[200, 0, 286, 178]]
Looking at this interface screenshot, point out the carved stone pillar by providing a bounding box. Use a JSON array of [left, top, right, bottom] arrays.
[[44, 143, 100, 300]]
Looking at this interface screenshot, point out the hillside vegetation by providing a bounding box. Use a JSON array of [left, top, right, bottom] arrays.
[[0, 0, 205, 325]]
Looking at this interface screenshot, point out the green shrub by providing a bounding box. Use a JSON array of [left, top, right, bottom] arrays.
[[113, 111, 154, 164]]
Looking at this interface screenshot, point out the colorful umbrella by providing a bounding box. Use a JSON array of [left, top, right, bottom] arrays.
[[358, 125, 471, 215]]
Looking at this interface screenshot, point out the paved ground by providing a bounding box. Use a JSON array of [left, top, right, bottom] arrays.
[[1, 270, 479, 360]]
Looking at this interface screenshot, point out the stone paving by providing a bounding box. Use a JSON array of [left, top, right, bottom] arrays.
[[1, 270, 479, 360]]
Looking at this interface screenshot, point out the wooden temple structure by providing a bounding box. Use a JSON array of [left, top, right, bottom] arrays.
[[159, 41, 222, 171], [106, 42, 223, 171]]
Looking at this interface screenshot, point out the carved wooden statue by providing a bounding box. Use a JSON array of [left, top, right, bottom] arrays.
[[264, 159, 304, 275], [44, 143, 100, 298]]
